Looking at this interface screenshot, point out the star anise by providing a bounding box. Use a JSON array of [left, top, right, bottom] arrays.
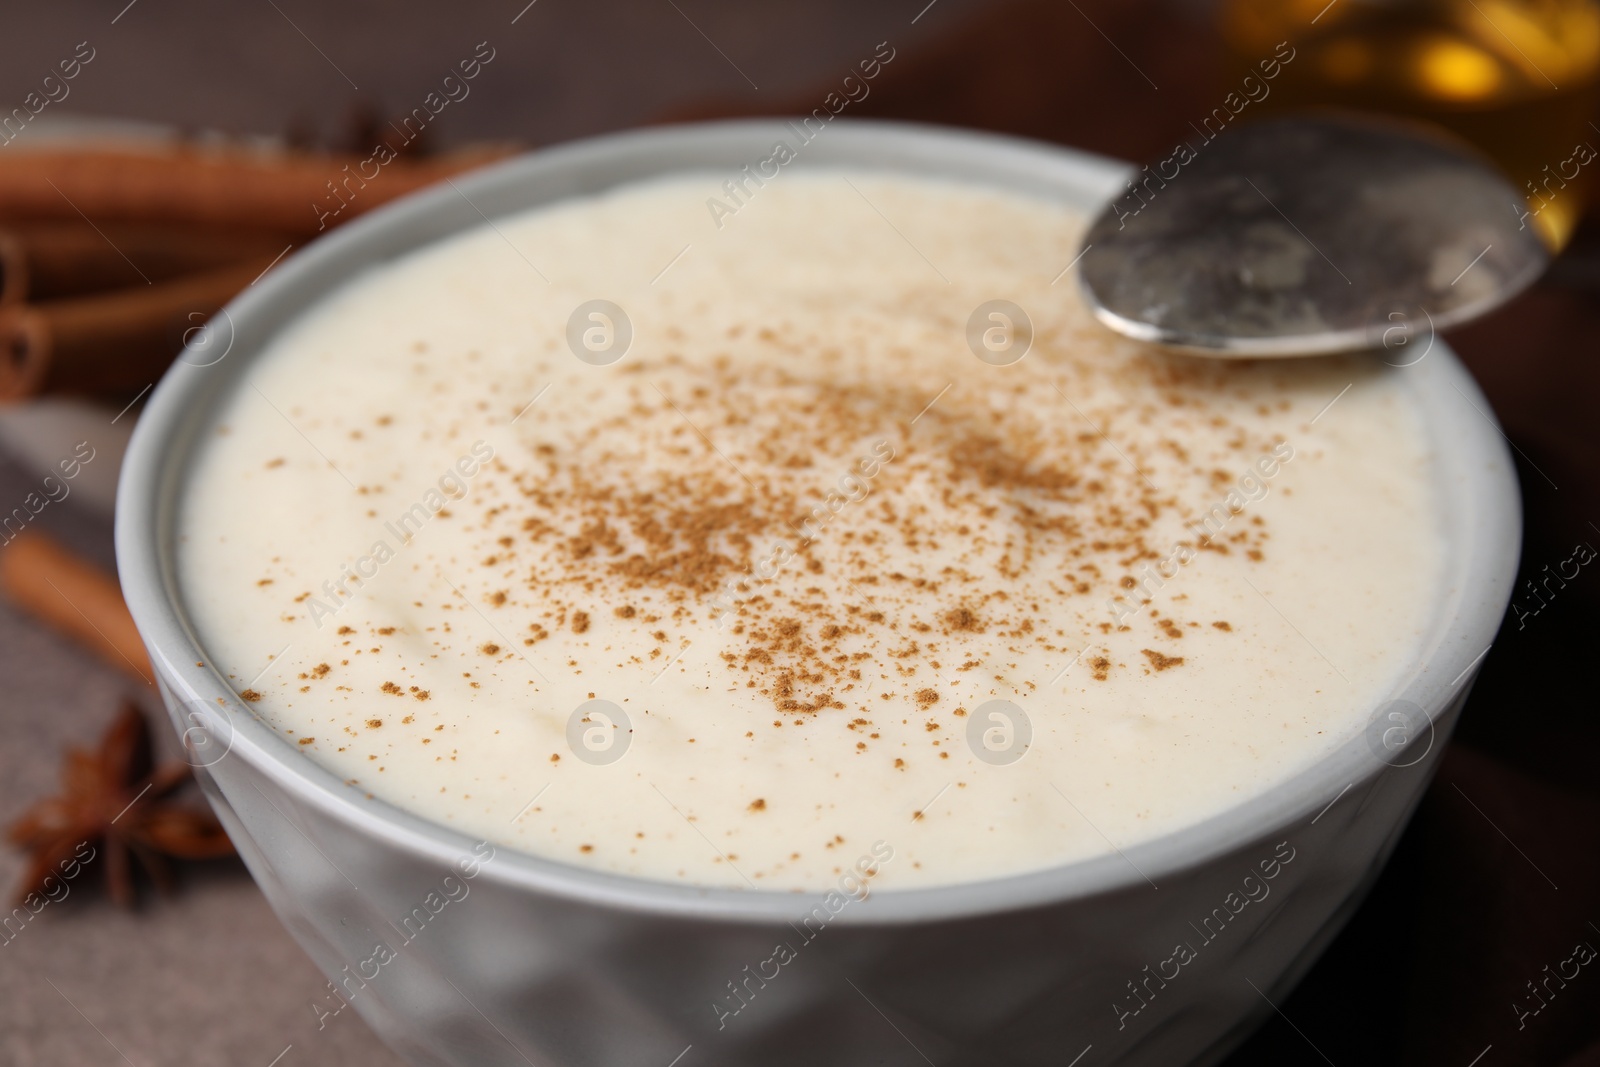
[[6, 702, 234, 907]]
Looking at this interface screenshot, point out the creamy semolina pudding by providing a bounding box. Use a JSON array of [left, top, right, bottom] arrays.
[[177, 171, 1441, 890]]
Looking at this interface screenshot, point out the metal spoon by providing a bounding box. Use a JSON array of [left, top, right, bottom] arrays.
[[1076, 113, 1549, 357]]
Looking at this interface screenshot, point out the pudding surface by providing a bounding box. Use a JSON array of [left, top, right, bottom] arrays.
[[177, 171, 1441, 890]]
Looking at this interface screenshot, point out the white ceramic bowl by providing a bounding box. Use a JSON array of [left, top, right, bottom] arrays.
[[116, 120, 1520, 1067]]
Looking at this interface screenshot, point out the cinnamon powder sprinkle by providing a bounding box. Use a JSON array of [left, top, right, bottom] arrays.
[[239, 296, 1273, 753], [437, 358, 1263, 714], [1141, 649, 1185, 671]]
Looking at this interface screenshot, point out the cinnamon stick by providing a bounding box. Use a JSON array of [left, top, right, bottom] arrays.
[[0, 221, 296, 304], [0, 257, 272, 401], [0, 144, 517, 236], [0, 531, 154, 685]]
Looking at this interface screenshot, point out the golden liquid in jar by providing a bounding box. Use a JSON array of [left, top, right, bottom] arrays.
[[1222, 0, 1600, 248]]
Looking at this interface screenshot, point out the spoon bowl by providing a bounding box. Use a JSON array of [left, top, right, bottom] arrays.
[[1077, 113, 1550, 357]]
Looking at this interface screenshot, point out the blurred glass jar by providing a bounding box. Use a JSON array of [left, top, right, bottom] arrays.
[[1221, 0, 1600, 249]]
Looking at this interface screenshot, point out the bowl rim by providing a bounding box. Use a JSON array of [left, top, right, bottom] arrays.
[[115, 117, 1521, 926]]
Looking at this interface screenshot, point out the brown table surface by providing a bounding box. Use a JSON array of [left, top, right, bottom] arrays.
[[3, 1, 1598, 1065]]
